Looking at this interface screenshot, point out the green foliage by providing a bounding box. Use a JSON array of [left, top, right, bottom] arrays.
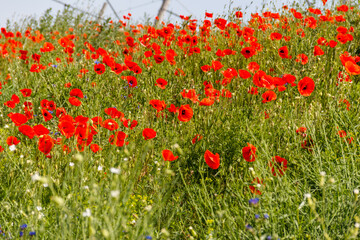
[[0, 0, 360, 239]]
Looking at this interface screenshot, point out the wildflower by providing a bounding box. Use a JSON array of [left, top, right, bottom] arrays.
[[142, 128, 157, 140], [9, 145, 16, 151], [162, 150, 179, 161], [178, 104, 193, 122], [110, 190, 120, 198], [110, 167, 120, 174], [248, 198, 259, 206], [269, 156, 288, 177], [264, 213, 269, 219], [242, 143, 257, 162], [82, 208, 91, 217], [204, 150, 220, 169]]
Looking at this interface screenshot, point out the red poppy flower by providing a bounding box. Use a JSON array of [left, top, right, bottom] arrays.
[[242, 143, 257, 162], [262, 91, 277, 103], [162, 149, 179, 161], [40, 99, 49, 109], [69, 97, 82, 106], [7, 136, 20, 146], [205, 12, 213, 18], [154, 55, 165, 64], [150, 99, 166, 112], [297, 77, 315, 96], [278, 46, 291, 59], [270, 32, 282, 40], [123, 119, 138, 130], [19, 125, 35, 139], [181, 89, 199, 103], [337, 4, 349, 12], [253, 71, 275, 89], [249, 178, 264, 195], [33, 124, 50, 136], [201, 65, 211, 72], [102, 119, 119, 131], [70, 88, 84, 98], [142, 128, 157, 140], [241, 47, 256, 59], [296, 127, 307, 137], [269, 156, 288, 177], [0, 145, 4, 152], [20, 88, 32, 97], [204, 150, 220, 169], [314, 45, 324, 56], [345, 61, 360, 75], [282, 74, 297, 86], [295, 54, 308, 65], [248, 87, 258, 95], [328, 40, 337, 48], [178, 105, 193, 122], [247, 62, 260, 73], [126, 76, 137, 87], [199, 98, 215, 106], [8, 113, 28, 126], [239, 69, 251, 79], [58, 120, 75, 138], [41, 109, 53, 122], [105, 108, 124, 119], [94, 63, 105, 74], [235, 11, 243, 18], [38, 134, 54, 155], [109, 131, 128, 147], [90, 144, 101, 153], [56, 108, 67, 118], [155, 78, 168, 89], [167, 104, 178, 113], [211, 60, 223, 71], [192, 134, 203, 144], [46, 101, 56, 111], [338, 130, 347, 138]]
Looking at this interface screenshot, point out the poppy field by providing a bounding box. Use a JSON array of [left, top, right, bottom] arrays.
[[1, 1, 360, 239]]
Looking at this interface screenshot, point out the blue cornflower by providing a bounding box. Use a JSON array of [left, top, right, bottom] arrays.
[[266, 236, 272, 240], [264, 213, 269, 219], [20, 224, 27, 230], [245, 224, 253, 230], [248, 198, 260, 206], [52, 65, 58, 68], [145, 236, 152, 239], [48, 110, 54, 114], [20, 231, 24, 237], [94, 60, 100, 64], [255, 214, 260, 219], [29, 231, 36, 236]]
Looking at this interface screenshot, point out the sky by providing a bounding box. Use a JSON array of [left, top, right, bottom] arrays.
[[0, 0, 328, 28]]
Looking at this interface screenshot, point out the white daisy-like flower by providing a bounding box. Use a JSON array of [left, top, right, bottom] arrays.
[[69, 162, 75, 167], [82, 208, 91, 217], [110, 167, 120, 174], [98, 165, 103, 171], [110, 190, 120, 198], [31, 172, 40, 181], [9, 145, 16, 151]]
